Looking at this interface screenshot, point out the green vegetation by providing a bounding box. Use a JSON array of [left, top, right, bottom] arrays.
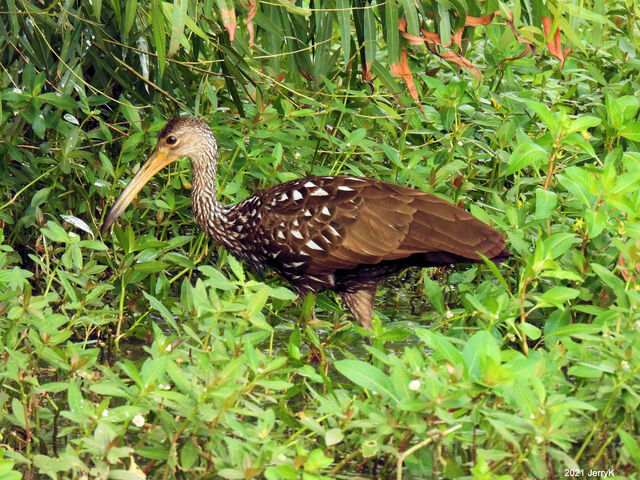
[[1, 0, 639, 478]]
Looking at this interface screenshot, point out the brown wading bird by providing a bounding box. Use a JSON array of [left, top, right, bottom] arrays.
[[102, 118, 510, 330]]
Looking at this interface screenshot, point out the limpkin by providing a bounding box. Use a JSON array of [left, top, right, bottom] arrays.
[[101, 118, 510, 330]]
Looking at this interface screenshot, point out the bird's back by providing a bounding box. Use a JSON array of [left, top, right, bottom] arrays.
[[224, 175, 509, 294]]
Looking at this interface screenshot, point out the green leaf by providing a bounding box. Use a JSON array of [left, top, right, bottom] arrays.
[[619, 431, 640, 465], [563, 115, 601, 135], [363, 5, 376, 73], [606, 94, 623, 130], [151, 0, 167, 79], [37, 93, 79, 110], [557, 167, 597, 207], [591, 263, 628, 307], [415, 329, 464, 365], [518, 322, 541, 340], [525, 101, 559, 136], [535, 189, 557, 219], [544, 323, 600, 337], [143, 291, 179, 332], [568, 363, 613, 378], [386, 0, 400, 65], [619, 122, 640, 142], [400, 0, 419, 34], [247, 286, 269, 317], [618, 95, 639, 121], [505, 142, 548, 175], [78, 240, 108, 250], [42, 221, 69, 243], [336, 0, 351, 62], [423, 277, 444, 316], [30, 187, 51, 207], [325, 428, 344, 446], [123, 0, 137, 38], [536, 287, 580, 310], [134, 261, 169, 273], [462, 331, 500, 382], [304, 449, 333, 472], [167, 0, 188, 57], [335, 359, 398, 403]]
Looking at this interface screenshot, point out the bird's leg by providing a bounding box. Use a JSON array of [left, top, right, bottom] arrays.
[[340, 284, 377, 331]]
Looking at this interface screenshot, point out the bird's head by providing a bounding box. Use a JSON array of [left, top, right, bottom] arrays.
[[100, 117, 216, 234]]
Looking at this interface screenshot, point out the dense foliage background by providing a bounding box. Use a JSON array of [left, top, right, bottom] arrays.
[[1, 0, 639, 478]]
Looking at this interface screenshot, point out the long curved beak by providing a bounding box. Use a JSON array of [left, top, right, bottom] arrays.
[[101, 150, 175, 235]]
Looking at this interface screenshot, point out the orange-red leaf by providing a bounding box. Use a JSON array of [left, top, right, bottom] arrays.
[[390, 49, 425, 117], [246, 1, 256, 46], [499, 12, 537, 68], [426, 43, 482, 83], [221, 8, 236, 42], [542, 16, 570, 68], [466, 13, 495, 26], [619, 253, 640, 282]]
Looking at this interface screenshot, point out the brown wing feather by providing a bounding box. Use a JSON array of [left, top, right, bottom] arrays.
[[254, 176, 507, 293]]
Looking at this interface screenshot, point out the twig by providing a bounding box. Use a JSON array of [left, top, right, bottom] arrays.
[[396, 424, 462, 480]]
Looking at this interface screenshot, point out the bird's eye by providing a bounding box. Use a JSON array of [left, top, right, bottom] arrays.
[[166, 135, 177, 145]]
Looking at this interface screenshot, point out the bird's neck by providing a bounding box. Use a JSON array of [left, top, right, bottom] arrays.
[[190, 148, 226, 239]]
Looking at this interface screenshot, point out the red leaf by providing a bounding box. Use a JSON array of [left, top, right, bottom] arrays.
[[542, 16, 571, 68], [220, 8, 236, 42], [246, 1, 256, 46], [465, 13, 495, 26], [499, 12, 537, 68]]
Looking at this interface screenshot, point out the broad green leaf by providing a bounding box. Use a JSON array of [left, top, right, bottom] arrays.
[[506, 142, 547, 175], [544, 323, 600, 337], [423, 277, 444, 315], [335, 359, 398, 403], [568, 363, 613, 378], [143, 291, 179, 332], [414, 329, 464, 365], [526, 101, 559, 136], [518, 322, 541, 340], [557, 167, 598, 207], [134, 261, 169, 273], [606, 94, 623, 130], [325, 428, 344, 446], [563, 115, 601, 135], [619, 431, 640, 465], [536, 287, 580, 310], [42, 221, 69, 243], [584, 208, 607, 238], [618, 95, 639, 121], [462, 331, 500, 382], [591, 263, 628, 308], [437, 3, 451, 49], [619, 122, 640, 142], [37, 93, 79, 110], [247, 286, 270, 316], [535, 189, 557, 219], [31, 187, 51, 207]]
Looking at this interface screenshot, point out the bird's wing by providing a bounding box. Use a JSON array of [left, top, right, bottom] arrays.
[[254, 176, 505, 290]]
